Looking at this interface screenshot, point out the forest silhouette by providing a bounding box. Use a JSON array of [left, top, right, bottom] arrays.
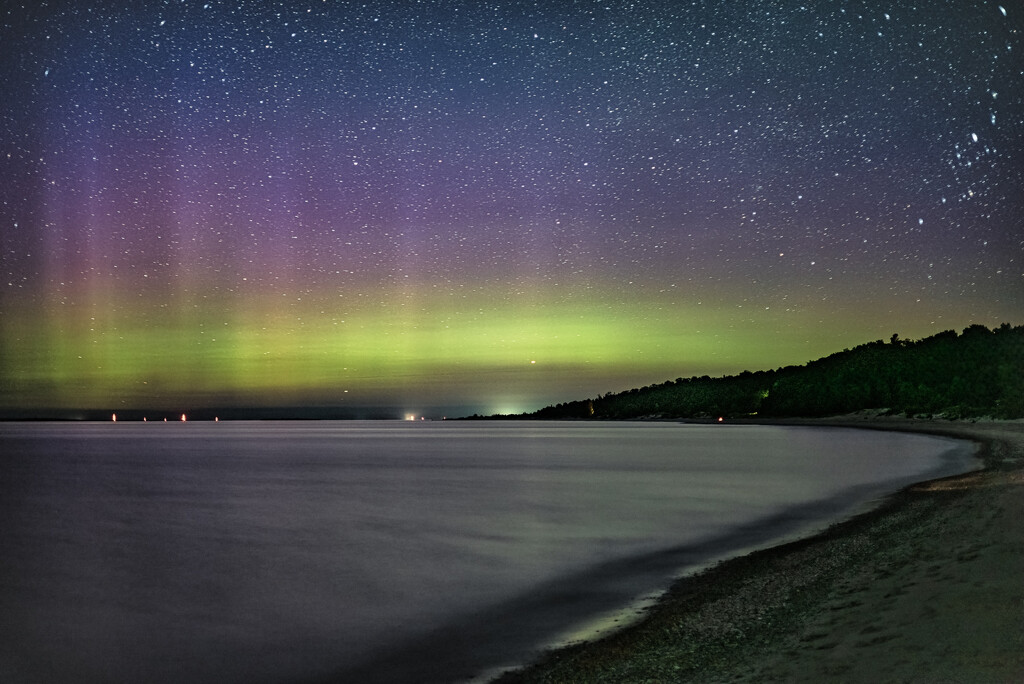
[[498, 324, 1024, 421]]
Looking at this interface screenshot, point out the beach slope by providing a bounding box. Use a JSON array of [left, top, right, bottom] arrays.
[[497, 420, 1024, 683]]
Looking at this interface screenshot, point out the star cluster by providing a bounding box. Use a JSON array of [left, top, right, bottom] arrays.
[[1, 1, 1021, 415]]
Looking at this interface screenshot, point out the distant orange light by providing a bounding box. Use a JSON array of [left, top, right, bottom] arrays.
[[112, 413, 117, 422], [181, 413, 187, 422], [717, 416, 724, 423]]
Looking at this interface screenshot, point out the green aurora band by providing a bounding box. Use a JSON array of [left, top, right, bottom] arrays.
[[2, 278, 1000, 415]]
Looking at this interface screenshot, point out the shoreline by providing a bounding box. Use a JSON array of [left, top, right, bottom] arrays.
[[495, 418, 1024, 683]]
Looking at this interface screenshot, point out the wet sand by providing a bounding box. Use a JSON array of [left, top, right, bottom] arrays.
[[496, 419, 1024, 683]]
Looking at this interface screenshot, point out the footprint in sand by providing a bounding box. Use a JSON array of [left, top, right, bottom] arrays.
[[854, 631, 899, 647], [828, 598, 864, 611]]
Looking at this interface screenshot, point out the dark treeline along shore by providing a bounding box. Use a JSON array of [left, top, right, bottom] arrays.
[[470, 323, 1024, 421]]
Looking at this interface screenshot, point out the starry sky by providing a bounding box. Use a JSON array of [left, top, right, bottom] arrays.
[[1, 1, 1021, 417]]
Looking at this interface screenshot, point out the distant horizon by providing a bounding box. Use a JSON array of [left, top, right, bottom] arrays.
[[5, 321, 1019, 422], [0, 406, 463, 422]]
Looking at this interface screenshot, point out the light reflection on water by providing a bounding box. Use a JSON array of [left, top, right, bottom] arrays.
[[0, 421, 975, 683]]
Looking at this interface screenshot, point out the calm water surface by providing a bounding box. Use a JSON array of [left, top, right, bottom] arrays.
[[0, 421, 976, 683]]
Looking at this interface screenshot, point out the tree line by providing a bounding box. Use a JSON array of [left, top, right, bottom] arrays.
[[512, 323, 1024, 420]]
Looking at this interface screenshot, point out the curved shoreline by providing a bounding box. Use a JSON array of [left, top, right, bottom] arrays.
[[495, 419, 1024, 683]]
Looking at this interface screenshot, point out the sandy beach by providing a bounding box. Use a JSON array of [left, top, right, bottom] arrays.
[[497, 419, 1024, 683]]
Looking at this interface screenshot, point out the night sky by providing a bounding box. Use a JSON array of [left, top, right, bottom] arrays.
[[2, 1, 1021, 417]]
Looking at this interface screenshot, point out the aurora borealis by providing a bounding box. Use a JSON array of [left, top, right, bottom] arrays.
[[1, 1, 1021, 417]]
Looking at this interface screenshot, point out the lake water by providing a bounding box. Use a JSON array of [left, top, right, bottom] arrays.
[[0, 421, 976, 683]]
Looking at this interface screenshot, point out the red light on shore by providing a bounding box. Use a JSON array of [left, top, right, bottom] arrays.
[[112, 413, 117, 422], [717, 416, 724, 423], [181, 413, 187, 422]]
